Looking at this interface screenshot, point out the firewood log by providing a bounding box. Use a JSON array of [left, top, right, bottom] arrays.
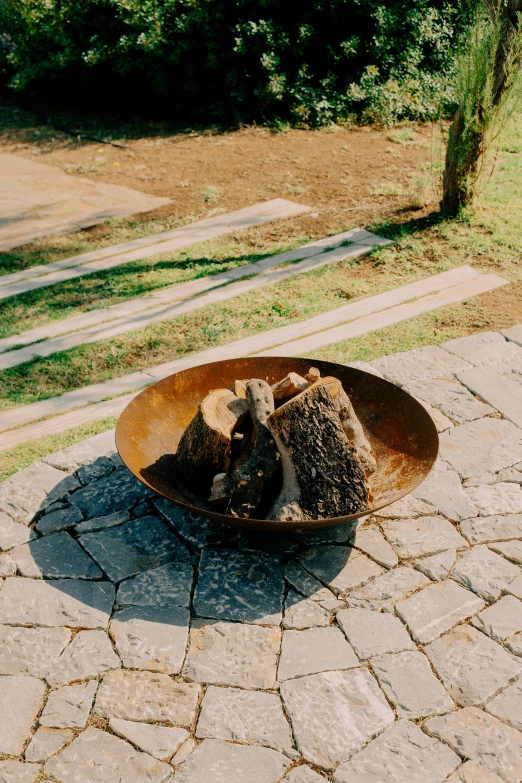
[[232, 379, 248, 399], [271, 372, 309, 402], [226, 379, 281, 519], [175, 389, 248, 491], [308, 371, 376, 475], [305, 367, 321, 383], [266, 381, 369, 522]]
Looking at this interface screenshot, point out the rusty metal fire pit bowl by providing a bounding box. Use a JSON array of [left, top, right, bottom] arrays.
[[116, 356, 438, 531]]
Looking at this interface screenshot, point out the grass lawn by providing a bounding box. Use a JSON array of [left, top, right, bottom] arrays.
[[1, 115, 522, 477]]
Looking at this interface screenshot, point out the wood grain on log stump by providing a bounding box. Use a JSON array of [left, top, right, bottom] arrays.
[[175, 389, 248, 491], [267, 381, 369, 522]]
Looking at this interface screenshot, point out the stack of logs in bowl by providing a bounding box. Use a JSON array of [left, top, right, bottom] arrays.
[[174, 367, 376, 522]]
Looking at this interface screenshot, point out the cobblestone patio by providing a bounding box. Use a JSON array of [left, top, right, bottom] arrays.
[[2, 328, 522, 782]]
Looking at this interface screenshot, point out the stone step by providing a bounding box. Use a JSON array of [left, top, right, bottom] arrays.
[[0, 229, 367, 354], [0, 233, 384, 370], [0, 199, 310, 301], [253, 274, 507, 357], [0, 266, 499, 450]]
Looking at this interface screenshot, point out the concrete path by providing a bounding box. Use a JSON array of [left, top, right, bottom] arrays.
[[0, 265, 505, 449], [0, 153, 171, 252], [0, 198, 309, 300], [1, 328, 522, 781]]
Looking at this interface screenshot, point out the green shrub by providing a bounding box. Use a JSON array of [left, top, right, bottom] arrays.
[[0, 0, 459, 125]]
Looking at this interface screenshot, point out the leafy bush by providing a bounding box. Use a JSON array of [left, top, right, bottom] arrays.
[[0, 0, 458, 125]]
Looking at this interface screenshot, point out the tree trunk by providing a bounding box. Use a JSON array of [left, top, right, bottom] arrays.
[[441, 0, 522, 216]]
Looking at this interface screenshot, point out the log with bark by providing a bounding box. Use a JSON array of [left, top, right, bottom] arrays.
[[266, 379, 369, 522], [175, 389, 248, 491], [177, 366, 374, 522]]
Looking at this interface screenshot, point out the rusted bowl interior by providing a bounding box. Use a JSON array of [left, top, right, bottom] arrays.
[[116, 356, 439, 531]]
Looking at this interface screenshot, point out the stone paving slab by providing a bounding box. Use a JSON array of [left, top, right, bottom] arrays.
[[0, 153, 171, 252], [2, 327, 522, 779]]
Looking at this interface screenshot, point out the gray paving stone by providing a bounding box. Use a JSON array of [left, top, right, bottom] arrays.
[[171, 737, 196, 767], [45, 727, 173, 783], [396, 580, 485, 643], [70, 468, 151, 518], [0, 513, 36, 550], [0, 462, 74, 524], [43, 431, 117, 472], [237, 530, 299, 555], [132, 501, 152, 518], [440, 419, 522, 479], [110, 605, 189, 673], [0, 761, 41, 783], [451, 545, 520, 602], [294, 521, 359, 545], [451, 339, 522, 373], [507, 631, 522, 655], [24, 728, 73, 762], [283, 767, 326, 783], [446, 761, 505, 782], [371, 345, 471, 386], [0, 625, 71, 677], [333, 719, 460, 783], [413, 549, 458, 581], [502, 324, 522, 346], [464, 472, 497, 487], [183, 619, 280, 689], [280, 668, 394, 770], [349, 566, 430, 612], [193, 548, 284, 625], [336, 607, 414, 659], [196, 686, 294, 754], [284, 561, 334, 602], [461, 514, 522, 544], [472, 595, 522, 641], [36, 505, 83, 535], [381, 516, 467, 559], [425, 707, 522, 783], [506, 574, 522, 599], [283, 590, 330, 629], [488, 539, 522, 563], [299, 546, 384, 597], [109, 718, 188, 761], [412, 468, 478, 521], [371, 649, 454, 718], [79, 515, 191, 583], [11, 532, 102, 579], [465, 483, 522, 517], [0, 675, 46, 755], [405, 377, 494, 424], [153, 497, 235, 551], [0, 553, 15, 576], [75, 509, 130, 534], [0, 577, 114, 628], [171, 738, 291, 783], [486, 677, 522, 732], [349, 527, 398, 568], [498, 467, 522, 483], [458, 367, 522, 430], [372, 494, 436, 519], [278, 627, 359, 681], [46, 629, 121, 687], [95, 669, 200, 725], [117, 561, 194, 609], [425, 624, 522, 706], [40, 680, 97, 729], [442, 331, 506, 359], [76, 456, 114, 485]]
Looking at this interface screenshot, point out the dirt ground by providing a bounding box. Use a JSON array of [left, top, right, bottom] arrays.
[[0, 99, 434, 245], [1, 98, 521, 331]]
